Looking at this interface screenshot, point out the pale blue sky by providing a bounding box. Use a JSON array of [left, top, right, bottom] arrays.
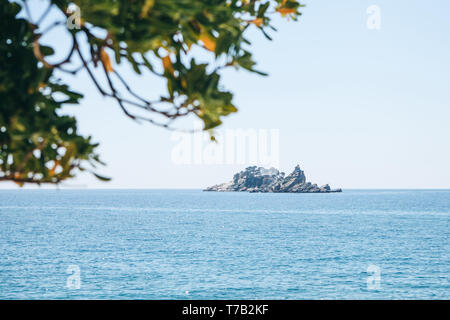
[[4, 0, 450, 189]]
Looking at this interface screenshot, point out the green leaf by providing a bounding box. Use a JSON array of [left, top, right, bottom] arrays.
[[92, 172, 111, 181]]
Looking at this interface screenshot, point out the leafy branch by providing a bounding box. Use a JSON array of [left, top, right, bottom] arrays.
[[0, 0, 303, 185]]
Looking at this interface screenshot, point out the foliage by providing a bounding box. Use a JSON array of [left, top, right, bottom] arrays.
[[0, 0, 303, 185], [0, 2, 106, 185]]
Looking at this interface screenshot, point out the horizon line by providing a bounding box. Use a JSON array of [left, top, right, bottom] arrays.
[[1, 188, 450, 191]]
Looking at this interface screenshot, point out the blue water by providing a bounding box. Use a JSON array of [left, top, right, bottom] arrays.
[[0, 189, 449, 299]]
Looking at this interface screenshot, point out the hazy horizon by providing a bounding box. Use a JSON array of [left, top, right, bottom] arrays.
[[2, 0, 449, 190]]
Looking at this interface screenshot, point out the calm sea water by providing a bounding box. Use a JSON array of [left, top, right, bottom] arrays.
[[0, 189, 449, 299]]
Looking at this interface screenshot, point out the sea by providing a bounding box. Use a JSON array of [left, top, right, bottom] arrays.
[[0, 189, 448, 299]]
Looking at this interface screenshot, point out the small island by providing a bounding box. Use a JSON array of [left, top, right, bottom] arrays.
[[204, 165, 342, 193]]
